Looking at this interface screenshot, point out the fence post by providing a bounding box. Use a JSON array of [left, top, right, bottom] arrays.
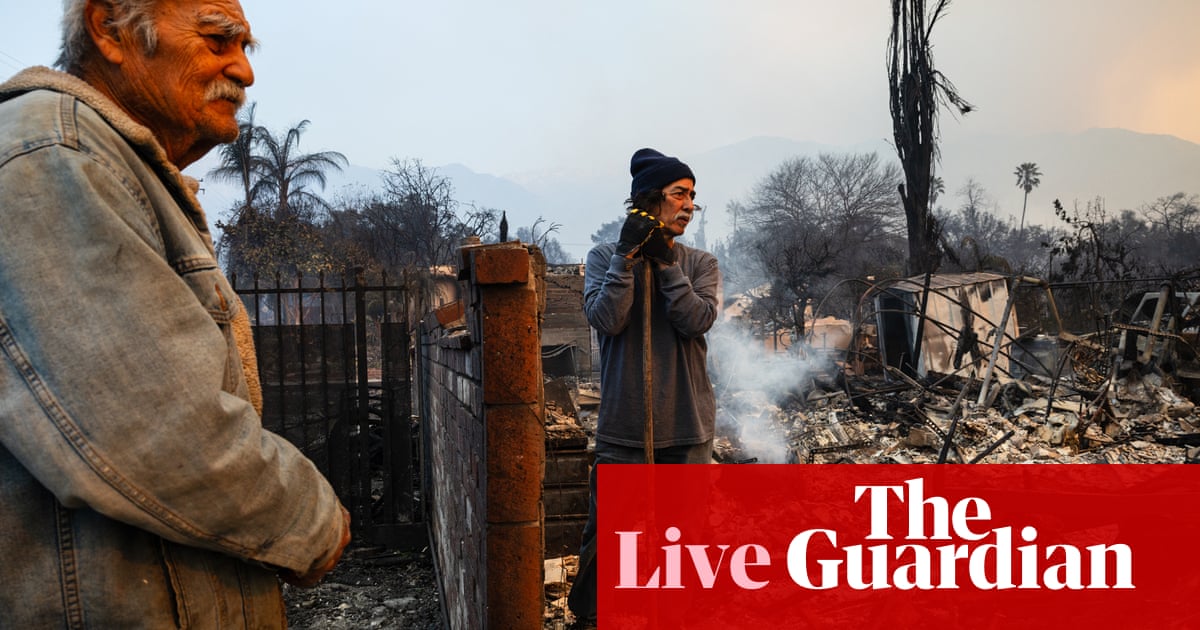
[[353, 266, 371, 529]]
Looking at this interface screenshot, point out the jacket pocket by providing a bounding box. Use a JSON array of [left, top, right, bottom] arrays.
[[160, 539, 286, 629], [175, 259, 246, 396]]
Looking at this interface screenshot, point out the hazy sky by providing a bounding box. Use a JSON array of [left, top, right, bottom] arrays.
[[3, 1, 1198, 181]]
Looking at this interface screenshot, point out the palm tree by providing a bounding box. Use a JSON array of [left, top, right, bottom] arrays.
[[930, 176, 945, 206], [251, 120, 348, 219], [209, 116, 347, 278], [1014, 162, 1042, 237], [208, 102, 263, 213]]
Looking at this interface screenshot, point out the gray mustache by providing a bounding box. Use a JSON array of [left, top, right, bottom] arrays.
[[205, 81, 246, 107]]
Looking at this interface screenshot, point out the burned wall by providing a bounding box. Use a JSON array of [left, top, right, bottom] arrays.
[[543, 266, 591, 378], [875, 272, 1019, 379]]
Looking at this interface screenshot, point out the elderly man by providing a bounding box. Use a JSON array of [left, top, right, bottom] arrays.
[[0, 1, 348, 627], [567, 148, 722, 626]]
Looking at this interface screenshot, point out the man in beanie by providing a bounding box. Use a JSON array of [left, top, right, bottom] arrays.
[[567, 148, 722, 626]]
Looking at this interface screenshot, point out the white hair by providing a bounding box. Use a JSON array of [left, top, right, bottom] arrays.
[[56, 0, 161, 72]]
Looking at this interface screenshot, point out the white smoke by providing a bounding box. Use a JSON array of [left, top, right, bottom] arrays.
[[707, 319, 835, 463]]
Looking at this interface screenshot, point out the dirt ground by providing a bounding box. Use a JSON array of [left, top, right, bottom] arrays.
[[284, 544, 443, 629], [284, 543, 582, 629]]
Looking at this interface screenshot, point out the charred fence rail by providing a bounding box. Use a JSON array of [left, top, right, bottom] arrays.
[[231, 268, 423, 548]]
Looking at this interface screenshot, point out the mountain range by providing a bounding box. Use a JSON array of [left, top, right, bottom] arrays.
[[189, 128, 1200, 263]]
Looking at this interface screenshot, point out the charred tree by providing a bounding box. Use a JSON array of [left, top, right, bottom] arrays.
[[888, 0, 972, 276]]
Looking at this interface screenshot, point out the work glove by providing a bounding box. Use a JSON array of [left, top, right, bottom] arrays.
[[615, 209, 662, 258], [640, 228, 676, 266]]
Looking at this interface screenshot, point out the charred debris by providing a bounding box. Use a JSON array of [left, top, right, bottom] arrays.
[[547, 272, 1200, 466], [711, 272, 1200, 465], [539, 272, 1199, 623], [537, 272, 1200, 625]]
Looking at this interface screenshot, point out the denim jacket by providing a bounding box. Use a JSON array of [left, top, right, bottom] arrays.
[[0, 67, 343, 629]]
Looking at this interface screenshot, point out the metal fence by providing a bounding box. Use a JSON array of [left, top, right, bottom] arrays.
[[231, 268, 424, 548], [1015, 275, 1200, 336]]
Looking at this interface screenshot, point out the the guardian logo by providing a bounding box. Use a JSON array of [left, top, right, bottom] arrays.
[[615, 477, 1134, 591]]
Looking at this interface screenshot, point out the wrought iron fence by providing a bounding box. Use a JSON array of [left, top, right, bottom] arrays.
[[231, 268, 423, 548]]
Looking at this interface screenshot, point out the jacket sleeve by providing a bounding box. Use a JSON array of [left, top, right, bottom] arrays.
[[656, 250, 722, 338], [583, 243, 637, 336], [0, 141, 340, 574]]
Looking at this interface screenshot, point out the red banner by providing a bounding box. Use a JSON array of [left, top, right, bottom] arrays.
[[597, 465, 1200, 629]]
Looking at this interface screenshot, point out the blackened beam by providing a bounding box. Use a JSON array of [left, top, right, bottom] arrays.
[[806, 441, 875, 464]]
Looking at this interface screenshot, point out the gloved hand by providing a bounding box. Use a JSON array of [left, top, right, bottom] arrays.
[[615, 209, 662, 258], [640, 228, 676, 266]]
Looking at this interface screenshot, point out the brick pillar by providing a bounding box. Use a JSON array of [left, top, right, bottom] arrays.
[[466, 243, 545, 628]]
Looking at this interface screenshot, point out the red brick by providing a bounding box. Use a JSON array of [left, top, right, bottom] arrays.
[[487, 404, 545, 523], [480, 288, 540, 404], [487, 522, 543, 629], [433, 300, 465, 327], [473, 246, 530, 285]]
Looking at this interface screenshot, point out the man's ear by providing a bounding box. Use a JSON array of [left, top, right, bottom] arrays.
[[84, 0, 125, 64]]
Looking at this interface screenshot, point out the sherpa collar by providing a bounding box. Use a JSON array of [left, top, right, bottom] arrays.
[[0, 66, 208, 222], [0, 66, 263, 416]]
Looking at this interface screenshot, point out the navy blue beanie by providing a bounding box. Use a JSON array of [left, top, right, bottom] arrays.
[[629, 148, 695, 197]]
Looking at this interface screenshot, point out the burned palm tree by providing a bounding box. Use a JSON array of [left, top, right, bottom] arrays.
[[888, 0, 973, 275]]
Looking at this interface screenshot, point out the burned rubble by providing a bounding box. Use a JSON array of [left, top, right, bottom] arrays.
[[547, 274, 1200, 474], [712, 275, 1200, 466], [538, 273, 1200, 625], [714, 366, 1199, 466]]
